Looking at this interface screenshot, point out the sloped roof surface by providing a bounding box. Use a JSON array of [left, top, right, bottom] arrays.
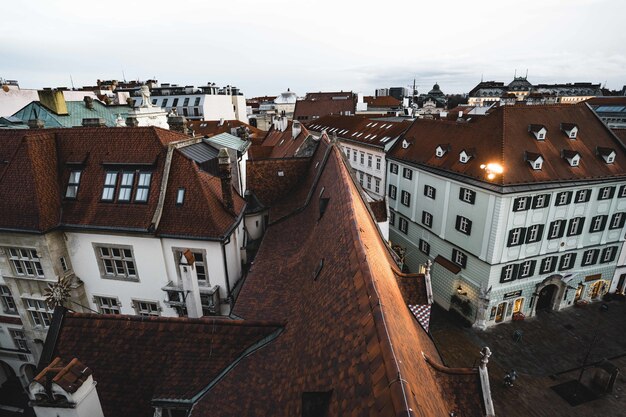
[[390, 104, 626, 187], [294, 92, 356, 120], [187, 119, 264, 140], [364, 95, 402, 107], [193, 139, 485, 416], [251, 121, 311, 159], [49, 314, 282, 417], [204, 132, 249, 153], [306, 114, 410, 147], [11, 100, 123, 128]]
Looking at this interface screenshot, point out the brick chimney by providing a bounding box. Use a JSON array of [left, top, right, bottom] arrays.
[[29, 357, 104, 417], [37, 89, 68, 115], [218, 148, 234, 211]]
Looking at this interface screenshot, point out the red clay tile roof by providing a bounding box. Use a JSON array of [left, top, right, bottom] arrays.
[[364, 95, 402, 107], [46, 313, 283, 417], [187, 119, 264, 140], [612, 128, 626, 142], [34, 357, 93, 393], [0, 127, 245, 238], [369, 199, 388, 222], [390, 104, 626, 188], [192, 138, 485, 417], [306, 114, 411, 148], [251, 121, 311, 159], [294, 92, 356, 120], [157, 150, 245, 239]]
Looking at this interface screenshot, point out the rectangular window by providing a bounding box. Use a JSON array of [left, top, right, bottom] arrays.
[[581, 249, 599, 266], [389, 210, 395, 226], [518, 260, 536, 278], [389, 163, 398, 174], [65, 170, 81, 199], [360, 152, 364, 165], [96, 245, 138, 280], [172, 98, 179, 107], [399, 217, 408, 234], [507, 228, 525, 247], [133, 300, 160, 316], [601, 246, 617, 263], [346, 148, 350, 159], [200, 293, 219, 316], [403, 168, 413, 180], [102, 172, 118, 201], [422, 211, 433, 228], [567, 217, 585, 236], [388, 184, 397, 200], [375, 178, 380, 194], [589, 215, 608, 233], [8, 248, 44, 277], [424, 185, 436, 199], [183, 97, 190, 107], [459, 188, 476, 204], [60, 256, 68, 272], [419, 239, 430, 255], [525, 224, 544, 243], [575, 189, 591, 203], [359, 171, 364, 185], [401, 190, 411, 207], [598, 186, 616, 200], [610, 212, 626, 229], [24, 298, 53, 327], [548, 220, 566, 239], [10, 329, 28, 351], [0, 285, 17, 314], [367, 154, 373, 168], [94, 296, 121, 314], [540, 256, 557, 274], [353, 151, 357, 162], [455, 215, 472, 235], [512, 196, 530, 211], [559, 253, 577, 270], [532, 194, 550, 209], [376, 157, 381, 170], [194, 97, 201, 106], [135, 172, 152, 202], [162, 98, 168, 107], [555, 191, 572, 206], [619, 185, 626, 198], [500, 264, 518, 283], [366, 175, 372, 189], [452, 249, 467, 268], [118, 172, 135, 202]]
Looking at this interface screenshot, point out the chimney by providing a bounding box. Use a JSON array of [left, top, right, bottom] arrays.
[[82, 118, 106, 127], [37, 89, 68, 115], [292, 121, 302, 139], [178, 249, 203, 318], [167, 114, 189, 135], [280, 115, 288, 132], [219, 118, 224, 126], [29, 357, 105, 417], [83, 96, 94, 110], [218, 148, 234, 211]]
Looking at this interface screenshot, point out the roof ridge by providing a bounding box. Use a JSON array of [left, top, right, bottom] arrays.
[[66, 312, 284, 328]]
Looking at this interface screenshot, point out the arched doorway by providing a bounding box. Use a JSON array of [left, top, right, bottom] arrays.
[[537, 284, 557, 311]]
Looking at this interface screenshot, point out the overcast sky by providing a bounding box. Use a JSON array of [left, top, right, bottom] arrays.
[[2, 0, 625, 97]]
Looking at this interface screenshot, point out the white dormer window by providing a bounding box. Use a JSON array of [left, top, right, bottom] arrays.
[[561, 123, 578, 139], [402, 139, 410, 149], [568, 154, 580, 167], [435, 145, 447, 158], [459, 150, 471, 163], [606, 152, 616, 164], [529, 125, 547, 141], [599, 148, 616, 164]]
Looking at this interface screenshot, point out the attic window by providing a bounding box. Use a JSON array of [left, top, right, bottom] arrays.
[[313, 258, 324, 281], [65, 170, 82, 199], [562, 151, 581, 167], [319, 197, 330, 219], [176, 188, 185, 205], [435, 145, 447, 158], [528, 124, 547, 140], [402, 139, 411, 149], [597, 147, 616, 164], [561, 123, 578, 139]]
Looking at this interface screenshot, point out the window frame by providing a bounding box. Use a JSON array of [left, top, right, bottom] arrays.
[[589, 215, 608, 233], [389, 163, 398, 174], [0, 285, 17, 314], [455, 215, 472, 235], [402, 168, 413, 180], [95, 244, 139, 281], [555, 191, 572, 206], [540, 256, 557, 274], [459, 188, 476, 205], [525, 224, 544, 243], [133, 299, 160, 316], [388, 184, 397, 200], [419, 239, 430, 255], [8, 248, 44, 278], [102, 171, 118, 201], [398, 217, 408, 234], [134, 172, 152, 203], [401, 190, 411, 207], [422, 211, 433, 228], [424, 185, 436, 199], [94, 295, 122, 314], [451, 249, 467, 268], [65, 170, 82, 199]]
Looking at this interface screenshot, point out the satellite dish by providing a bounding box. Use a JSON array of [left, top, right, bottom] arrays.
[[2, 84, 9, 92]]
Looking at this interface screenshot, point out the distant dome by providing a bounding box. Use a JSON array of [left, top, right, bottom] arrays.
[[274, 89, 297, 104], [428, 83, 444, 96]]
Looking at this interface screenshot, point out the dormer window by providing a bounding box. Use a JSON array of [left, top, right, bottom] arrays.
[[562, 150, 581, 167], [597, 147, 616, 164], [524, 151, 544, 170], [561, 123, 578, 139], [528, 124, 547, 140], [65, 170, 82, 199], [401, 139, 411, 149], [435, 144, 449, 158], [135, 172, 152, 202], [459, 150, 472, 164], [102, 172, 118, 201]]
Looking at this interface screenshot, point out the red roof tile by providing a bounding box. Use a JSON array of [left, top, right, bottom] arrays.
[[187, 119, 264, 140], [46, 313, 283, 417], [294, 92, 356, 121], [364, 95, 402, 108], [306, 114, 411, 148], [390, 104, 626, 188]]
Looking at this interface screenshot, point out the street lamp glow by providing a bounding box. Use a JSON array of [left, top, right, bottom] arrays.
[[480, 163, 504, 180]]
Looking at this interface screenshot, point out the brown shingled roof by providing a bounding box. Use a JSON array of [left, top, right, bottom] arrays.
[[390, 104, 626, 188], [46, 313, 283, 417], [306, 114, 411, 148], [364, 95, 402, 108], [187, 119, 264, 140], [293, 92, 356, 120]]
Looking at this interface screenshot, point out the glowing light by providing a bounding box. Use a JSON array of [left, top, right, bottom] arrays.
[[481, 162, 504, 181]]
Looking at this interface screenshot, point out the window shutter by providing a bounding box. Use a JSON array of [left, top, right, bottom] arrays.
[[600, 215, 608, 231], [557, 221, 565, 238], [500, 266, 513, 283], [469, 190, 476, 204], [455, 216, 461, 231], [576, 218, 585, 235], [529, 260, 537, 276], [507, 229, 514, 247], [432, 188, 437, 199], [536, 224, 544, 241], [519, 228, 527, 244], [591, 250, 599, 265], [466, 219, 472, 235], [458, 188, 464, 201]]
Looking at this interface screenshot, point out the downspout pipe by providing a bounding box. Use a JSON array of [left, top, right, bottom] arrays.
[[221, 238, 232, 310]]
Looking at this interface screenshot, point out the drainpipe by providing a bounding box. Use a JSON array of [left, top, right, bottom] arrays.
[[221, 237, 232, 310]]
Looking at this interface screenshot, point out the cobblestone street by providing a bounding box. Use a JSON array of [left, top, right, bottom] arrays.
[[429, 298, 626, 417]]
